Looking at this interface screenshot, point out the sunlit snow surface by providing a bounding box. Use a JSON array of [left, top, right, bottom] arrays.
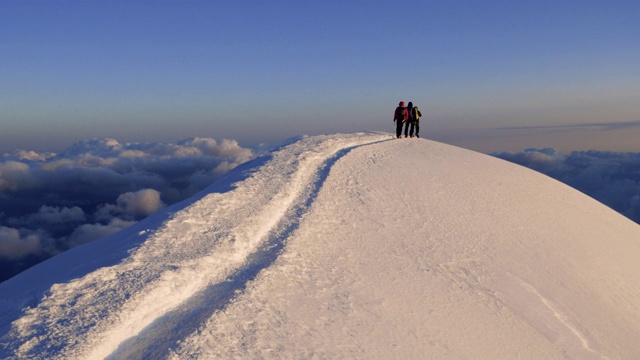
[[1, 132, 639, 359]]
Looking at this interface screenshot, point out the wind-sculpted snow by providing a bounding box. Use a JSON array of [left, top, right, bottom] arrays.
[[1, 132, 640, 359], [0, 133, 390, 359]]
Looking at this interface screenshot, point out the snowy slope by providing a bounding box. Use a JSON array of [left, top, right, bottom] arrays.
[[1, 132, 640, 359]]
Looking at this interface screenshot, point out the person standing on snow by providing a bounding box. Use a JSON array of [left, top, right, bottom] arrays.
[[393, 101, 409, 138], [405, 101, 415, 138], [412, 105, 423, 138]]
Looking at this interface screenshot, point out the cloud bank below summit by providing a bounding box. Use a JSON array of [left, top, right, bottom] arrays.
[[0, 137, 255, 282], [493, 148, 640, 224]]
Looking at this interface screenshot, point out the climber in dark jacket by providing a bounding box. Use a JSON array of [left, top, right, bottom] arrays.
[[405, 101, 415, 138], [412, 105, 423, 138]]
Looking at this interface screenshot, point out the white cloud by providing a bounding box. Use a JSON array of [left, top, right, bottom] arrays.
[[2, 150, 54, 162], [116, 189, 166, 217], [0, 226, 43, 259], [32, 206, 86, 225], [67, 218, 136, 248], [0, 161, 33, 192], [178, 138, 254, 159]]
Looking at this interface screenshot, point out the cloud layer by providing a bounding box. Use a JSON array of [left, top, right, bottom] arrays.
[[0, 137, 255, 282], [492, 148, 640, 224]]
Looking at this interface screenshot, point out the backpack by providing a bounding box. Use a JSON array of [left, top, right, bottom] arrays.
[[397, 107, 407, 122], [413, 107, 421, 120]]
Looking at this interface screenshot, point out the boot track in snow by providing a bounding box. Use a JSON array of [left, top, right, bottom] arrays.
[[0, 133, 391, 360]]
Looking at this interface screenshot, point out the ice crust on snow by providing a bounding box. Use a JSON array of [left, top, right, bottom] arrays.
[[1, 132, 639, 359]]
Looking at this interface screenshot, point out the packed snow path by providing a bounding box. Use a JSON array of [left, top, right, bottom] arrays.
[[0, 133, 390, 358], [1, 132, 640, 359]]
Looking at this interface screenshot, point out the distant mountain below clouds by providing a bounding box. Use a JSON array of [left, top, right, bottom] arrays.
[[1, 133, 639, 359]]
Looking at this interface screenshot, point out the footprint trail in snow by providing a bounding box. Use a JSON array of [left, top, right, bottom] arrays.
[[2, 133, 390, 359]]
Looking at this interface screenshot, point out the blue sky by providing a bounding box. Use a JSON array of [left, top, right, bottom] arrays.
[[2, 0, 640, 153]]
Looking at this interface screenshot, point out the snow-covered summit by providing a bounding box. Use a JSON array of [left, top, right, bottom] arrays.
[[1, 132, 639, 359]]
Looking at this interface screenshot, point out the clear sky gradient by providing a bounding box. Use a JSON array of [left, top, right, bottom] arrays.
[[2, 0, 639, 153]]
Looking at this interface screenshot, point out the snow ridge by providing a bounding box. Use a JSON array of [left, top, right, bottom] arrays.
[[3, 132, 640, 359], [0, 133, 391, 359]]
